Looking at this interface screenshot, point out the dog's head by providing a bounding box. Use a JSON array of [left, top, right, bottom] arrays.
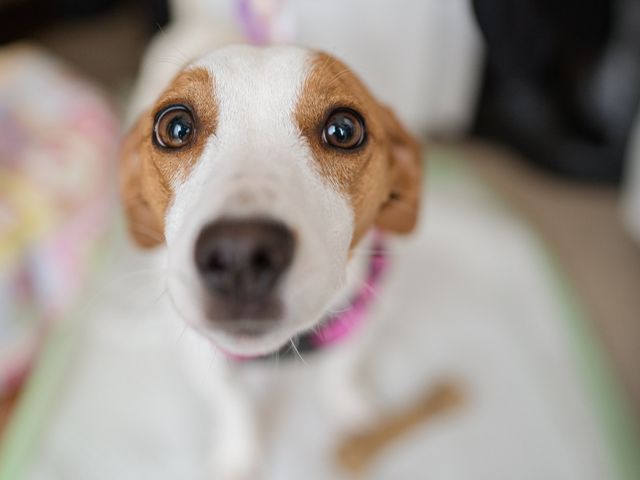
[[121, 45, 422, 356]]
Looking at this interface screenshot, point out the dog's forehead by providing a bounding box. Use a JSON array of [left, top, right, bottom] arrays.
[[194, 44, 311, 82], [191, 45, 312, 132]]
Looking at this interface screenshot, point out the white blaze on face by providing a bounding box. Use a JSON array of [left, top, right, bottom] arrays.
[[163, 45, 354, 355]]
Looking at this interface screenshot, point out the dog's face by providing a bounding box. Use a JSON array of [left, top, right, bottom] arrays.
[[121, 45, 421, 356]]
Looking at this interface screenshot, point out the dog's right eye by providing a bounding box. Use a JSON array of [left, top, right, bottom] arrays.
[[154, 105, 195, 149], [322, 109, 366, 150]]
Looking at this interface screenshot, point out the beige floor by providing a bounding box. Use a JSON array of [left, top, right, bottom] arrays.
[[2, 4, 638, 433]]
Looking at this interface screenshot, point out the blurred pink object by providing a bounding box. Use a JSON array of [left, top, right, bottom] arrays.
[[0, 44, 118, 397], [234, 0, 294, 44]]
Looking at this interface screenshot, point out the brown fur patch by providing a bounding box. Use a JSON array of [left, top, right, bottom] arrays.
[[295, 53, 422, 246], [120, 67, 217, 247]]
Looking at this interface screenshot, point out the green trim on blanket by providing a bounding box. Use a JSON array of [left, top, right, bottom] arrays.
[[0, 227, 119, 480], [541, 247, 640, 480], [0, 313, 83, 480], [1, 148, 638, 479]]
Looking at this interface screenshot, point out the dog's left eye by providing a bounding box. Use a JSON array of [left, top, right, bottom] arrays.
[[322, 109, 366, 150], [154, 105, 195, 149]]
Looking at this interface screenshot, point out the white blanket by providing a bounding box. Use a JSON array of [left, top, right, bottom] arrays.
[[19, 156, 625, 480]]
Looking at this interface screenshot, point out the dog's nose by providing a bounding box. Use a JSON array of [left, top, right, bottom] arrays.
[[194, 219, 295, 302]]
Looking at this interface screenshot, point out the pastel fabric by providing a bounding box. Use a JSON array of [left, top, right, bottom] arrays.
[[0, 45, 117, 397]]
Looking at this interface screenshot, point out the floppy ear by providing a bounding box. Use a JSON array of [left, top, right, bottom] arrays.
[[119, 113, 164, 248], [375, 106, 423, 234]]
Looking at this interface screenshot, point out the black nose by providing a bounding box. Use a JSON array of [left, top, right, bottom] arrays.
[[194, 219, 295, 303]]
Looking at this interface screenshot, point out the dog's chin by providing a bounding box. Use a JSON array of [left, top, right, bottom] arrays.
[[168, 275, 341, 357], [200, 324, 297, 357]]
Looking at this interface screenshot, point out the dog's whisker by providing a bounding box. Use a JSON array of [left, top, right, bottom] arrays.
[[168, 268, 206, 297], [154, 21, 190, 65], [108, 267, 169, 284], [326, 68, 353, 87], [316, 52, 341, 81], [289, 339, 308, 365], [349, 248, 394, 259], [327, 303, 355, 315], [89, 266, 169, 306], [362, 281, 379, 299], [174, 323, 189, 346], [66, 270, 168, 330], [166, 44, 191, 65], [128, 220, 165, 243], [149, 286, 169, 307], [156, 58, 190, 68], [270, 350, 281, 372], [154, 50, 190, 66]]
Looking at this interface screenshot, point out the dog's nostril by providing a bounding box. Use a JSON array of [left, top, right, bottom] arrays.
[[251, 249, 273, 272], [194, 219, 295, 303], [207, 250, 230, 274]]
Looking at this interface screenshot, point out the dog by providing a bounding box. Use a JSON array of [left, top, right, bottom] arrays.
[[121, 44, 422, 478]]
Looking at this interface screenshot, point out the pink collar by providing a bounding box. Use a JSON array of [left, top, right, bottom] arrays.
[[227, 233, 389, 361]]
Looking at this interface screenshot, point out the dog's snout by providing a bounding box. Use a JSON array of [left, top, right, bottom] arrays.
[[194, 219, 295, 304]]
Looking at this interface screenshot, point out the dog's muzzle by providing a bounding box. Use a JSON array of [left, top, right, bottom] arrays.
[[193, 218, 295, 328]]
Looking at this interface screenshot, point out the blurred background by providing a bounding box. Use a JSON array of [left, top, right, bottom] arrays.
[[0, 0, 639, 478]]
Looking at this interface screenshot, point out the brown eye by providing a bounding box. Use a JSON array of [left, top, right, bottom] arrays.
[[154, 105, 195, 149], [322, 109, 366, 150]]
